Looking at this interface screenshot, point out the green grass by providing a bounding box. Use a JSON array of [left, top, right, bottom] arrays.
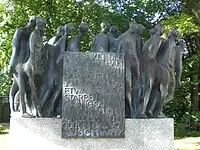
[[0, 124, 9, 150], [0, 124, 9, 134]]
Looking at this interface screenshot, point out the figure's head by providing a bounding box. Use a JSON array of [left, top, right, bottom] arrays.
[[168, 29, 180, 40], [150, 24, 164, 36], [79, 22, 89, 36], [64, 23, 73, 36], [56, 26, 64, 37], [100, 21, 110, 33], [128, 22, 140, 33], [36, 18, 47, 31], [138, 24, 145, 34], [110, 26, 119, 38], [28, 16, 37, 28]]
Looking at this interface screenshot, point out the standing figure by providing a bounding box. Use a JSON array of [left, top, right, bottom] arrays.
[[109, 26, 119, 52], [19, 18, 47, 117], [68, 22, 89, 52], [91, 21, 110, 52], [174, 40, 184, 88], [165, 36, 184, 103], [134, 24, 145, 117], [39, 24, 73, 117], [138, 24, 164, 118], [48, 26, 65, 45], [118, 22, 142, 118], [147, 29, 180, 118], [147, 38, 184, 118], [8, 16, 37, 116]]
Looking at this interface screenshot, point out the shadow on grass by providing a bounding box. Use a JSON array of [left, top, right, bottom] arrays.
[[195, 142, 200, 146], [175, 131, 200, 140]]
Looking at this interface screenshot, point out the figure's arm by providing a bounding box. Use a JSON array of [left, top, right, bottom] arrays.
[[29, 31, 36, 56], [175, 44, 183, 88], [148, 34, 162, 60], [55, 36, 66, 52], [55, 36, 66, 65], [107, 36, 110, 52], [130, 39, 140, 78], [48, 36, 56, 45], [117, 39, 123, 53], [90, 37, 96, 52], [9, 29, 22, 72], [142, 40, 148, 56], [116, 35, 123, 53]]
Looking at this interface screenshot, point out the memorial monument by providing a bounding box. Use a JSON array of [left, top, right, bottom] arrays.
[[8, 16, 184, 149]]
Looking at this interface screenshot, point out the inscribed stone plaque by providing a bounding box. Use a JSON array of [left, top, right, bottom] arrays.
[[62, 52, 125, 138]]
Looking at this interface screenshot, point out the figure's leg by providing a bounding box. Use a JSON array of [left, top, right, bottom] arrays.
[[146, 85, 160, 118], [155, 84, 168, 118], [9, 77, 19, 115], [138, 76, 153, 118], [131, 65, 140, 118], [48, 86, 62, 117], [141, 72, 147, 102], [26, 70, 38, 117], [18, 70, 28, 116], [165, 74, 176, 104], [125, 68, 132, 118], [14, 91, 20, 112], [40, 88, 53, 117], [55, 95, 62, 117], [37, 83, 49, 117]]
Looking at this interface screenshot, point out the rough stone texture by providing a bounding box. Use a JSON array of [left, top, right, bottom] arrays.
[[62, 52, 125, 138], [9, 118, 174, 150]]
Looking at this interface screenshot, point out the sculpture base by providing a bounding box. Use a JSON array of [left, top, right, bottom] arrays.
[[9, 117, 174, 150]]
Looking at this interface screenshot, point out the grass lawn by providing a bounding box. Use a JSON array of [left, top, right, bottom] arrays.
[[175, 137, 200, 150], [0, 123, 199, 150], [0, 123, 9, 150]]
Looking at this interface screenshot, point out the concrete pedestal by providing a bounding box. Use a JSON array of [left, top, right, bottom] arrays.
[[9, 118, 174, 150]]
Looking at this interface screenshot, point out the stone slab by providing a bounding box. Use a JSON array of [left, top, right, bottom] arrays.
[[62, 52, 125, 138], [9, 118, 174, 150]]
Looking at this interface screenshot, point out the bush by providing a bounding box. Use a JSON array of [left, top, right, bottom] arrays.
[[0, 71, 12, 96], [174, 112, 200, 137]]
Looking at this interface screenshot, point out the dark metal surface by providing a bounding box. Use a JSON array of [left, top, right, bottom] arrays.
[[62, 52, 125, 138]]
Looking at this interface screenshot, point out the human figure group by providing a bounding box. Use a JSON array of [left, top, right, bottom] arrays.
[[8, 16, 185, 118]]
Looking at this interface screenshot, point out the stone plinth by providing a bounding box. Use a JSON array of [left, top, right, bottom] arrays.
[[9, 118, 174, 150]]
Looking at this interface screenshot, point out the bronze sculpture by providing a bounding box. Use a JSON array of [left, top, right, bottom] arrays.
[[8, 17, 184, 119], [109, 26, 119, 52], [146, 29, 180, 118], [91, 21, 110, 52], [138, 24, 164, 118], [68, 22, 89, 52], [19, 18, 47, 117], [39, 24, 73, 117], [8, 16, 37, 117], [118, 22, 142, 118]]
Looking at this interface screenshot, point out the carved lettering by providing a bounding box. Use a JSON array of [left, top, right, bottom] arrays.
[[62, 52, 125, 138]]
